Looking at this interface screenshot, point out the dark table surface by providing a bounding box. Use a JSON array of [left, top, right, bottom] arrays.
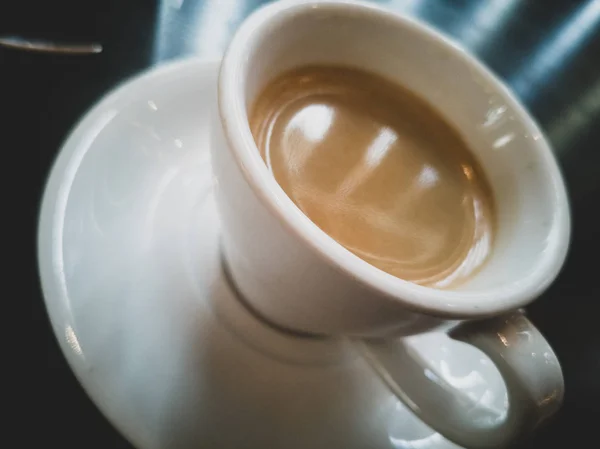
[[6, 0, 599, 447]]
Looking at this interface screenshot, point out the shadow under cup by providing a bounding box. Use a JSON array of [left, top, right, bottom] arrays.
[[237, 3, 568, 297]]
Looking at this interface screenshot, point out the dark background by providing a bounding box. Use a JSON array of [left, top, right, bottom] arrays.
[[4, 0, 598, 447]]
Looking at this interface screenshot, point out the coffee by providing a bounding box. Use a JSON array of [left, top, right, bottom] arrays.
[[250, 66, 495, 288]]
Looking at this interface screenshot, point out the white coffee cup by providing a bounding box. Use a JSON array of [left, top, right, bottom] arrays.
[[211, 0, 570, 447]]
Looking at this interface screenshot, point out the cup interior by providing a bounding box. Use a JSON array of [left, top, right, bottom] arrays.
[[220, 0, 569, 315]]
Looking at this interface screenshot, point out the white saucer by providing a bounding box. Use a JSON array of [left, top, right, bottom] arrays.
[[38, 59, 507, 449]]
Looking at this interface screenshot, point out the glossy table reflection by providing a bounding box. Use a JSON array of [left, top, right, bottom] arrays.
[[11, 0, 599, 448]]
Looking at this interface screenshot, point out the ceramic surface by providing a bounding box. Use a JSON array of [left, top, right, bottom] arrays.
[[211, 2, 565, 446], [38, 59, 519, 449], [215, 0, 570, 335]]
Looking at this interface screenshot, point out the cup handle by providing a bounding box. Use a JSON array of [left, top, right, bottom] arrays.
[[355, 311, 564, 449]]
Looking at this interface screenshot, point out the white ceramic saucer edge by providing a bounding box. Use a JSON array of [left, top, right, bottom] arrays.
[[38, 57, 507, 449], [37, 58, 221, 449]]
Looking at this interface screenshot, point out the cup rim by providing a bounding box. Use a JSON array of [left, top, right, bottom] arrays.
[[217, 0, 570, 319]]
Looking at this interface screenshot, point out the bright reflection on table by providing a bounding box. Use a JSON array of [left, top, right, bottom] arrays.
[[509, 0, 600, 100], [549, 77, 600, 152], [451, 0, 521, 52], [154, 0, 253, 62]]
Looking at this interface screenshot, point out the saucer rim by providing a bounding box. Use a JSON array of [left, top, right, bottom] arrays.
[[37, 57, 220, 449], [36, 56, 502, 449]]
